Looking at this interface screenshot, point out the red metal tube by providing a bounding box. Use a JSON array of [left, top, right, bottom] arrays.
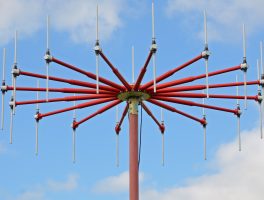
[[153, 96, 238, 115], [133, 51, 153, 90], [16, 94, 116, 106], [140, 54, 203, 91], [6, 86, 115, 94], [147, 99, 206, 125], [156, 80, 260, 93], [115, 103, 129, 134], [19, 70, 119, 92], [129, 110, 139, 200], [73, 99, 122, 129], [148, 65, 241, 91], [52, 57, 125, 91], [153, 92, 259, 101], [141, 102, 165, 133], [37, 97, 116, 120], [99, 51, 132, 90]]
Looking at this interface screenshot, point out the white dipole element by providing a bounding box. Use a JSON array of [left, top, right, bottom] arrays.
[[13, 31, 18, 115], [202, 89, 206, 116], [257, 60, 263, 139], [236, 75, 239, 105], [73, 93, 76, 119], [161, 108, 164, 123], [257, 59, 260, 90], [242, 24, 247, 110], [116, 133, 119, 167], [72, 129, 76, 163], [14, 31, 17, 64], [162, 133, 164, 166], [203, 126, 207, 160], [132, 46, 135, 84], [46, 15, 50, 101], [152, 0, 155, 40], [96, 5, 99, 42], [115, 105, 119, 124], [96, 54, 99, 94], [1, 48, 6, 130], [153, 53, 157, 93], [261, 41, 263, 74], [35, 80, 40, 156], [204, 10, 209, 98]]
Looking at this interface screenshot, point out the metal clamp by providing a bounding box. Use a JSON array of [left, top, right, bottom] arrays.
[[240, 62, 248, 72], [150, 41, 157, 53], [9, 99, 15, 109], [44, 54, 53, 63], [202, 50, 211, 59], [1, 85, 7, 93], [12, 68, 20, 77], [94, 41, 102, 55]]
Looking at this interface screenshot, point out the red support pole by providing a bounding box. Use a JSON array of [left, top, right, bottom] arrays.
[[155, 80, 260, 93], [128, 98, 139, 200], [51, 57, 125, 91], [134, 51, 153, 91], [19, 70, 120, 92], [99, 51, 132, 90], [140, 54, 203, 91], [148, 65, 241, 91]]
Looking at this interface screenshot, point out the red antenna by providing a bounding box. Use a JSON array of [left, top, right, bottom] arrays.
[[1, 2, 264, 200]]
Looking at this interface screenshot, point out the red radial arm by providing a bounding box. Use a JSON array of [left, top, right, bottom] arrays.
[[148, 65, 241, 91], [36, 97, 116, 120], [99, 51, 132, 90], [73, 99, 122, 129], [19, 70, 119, 92], [153, 96, 239, 115], [153, 92, 259, 101], [140, 54, 203, 91], [147, 99, 206, 125], [156, 80, 260, 93], [16, 94, 116, 106], [133, 51, 153, 91], [5, 86, 116, 94], [141, 102, 165, 133], [51, 57, 125, 91], [115, 103, 129, 134]]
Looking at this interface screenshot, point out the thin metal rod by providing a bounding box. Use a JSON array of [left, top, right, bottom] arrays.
[[36, 80, 40, 110], [116, 105, 119, 123], [13, 77, 16, 115], [153, 53, 157, 93], [116, 133, 119, 167], [96, 4, 99, 41], [73, 93, 76, 119], [47, 15, 50, 50], [96, 54, 99, 93], [132, 46, 135, 83], [205, 59, 209, 98], [161, 108, 164, 123], [257, 59, 260, 91], [46, 62, 49, 101], [1, 48, 6, 130], [152, 0, 155, 40], [2, 48, 6, 81], [202, 90, 205, 116], [72, 129, 76, 163], [204, 10, 208, 47], [236, 75, 239, 105], [14, 31, 17, 64], [244, 71, 247, 109], [243, 24, 246, 59], [261, 41, 263, 74], [204, 10, 209, 98]]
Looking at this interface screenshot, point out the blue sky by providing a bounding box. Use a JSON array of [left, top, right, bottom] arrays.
[[0, 0, 264, 200]]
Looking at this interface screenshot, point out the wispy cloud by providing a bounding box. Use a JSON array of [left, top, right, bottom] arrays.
[[141, 128, 264, 200], [166, 0, 264, 42], [93, 171, 144, 194], [47, 174, 79, 192], [0, 0, 135, 45]]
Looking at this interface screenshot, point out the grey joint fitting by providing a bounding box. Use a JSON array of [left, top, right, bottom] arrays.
[[1, 85, 7, 93], [9, 100, 15, 109], [240, 62, 248, 72], [150, 41, 157, 53], [12, 68, 20, 77], [202, 50, 210, 59], [94, 41, 101, 55], [44, 54, 52, 63]]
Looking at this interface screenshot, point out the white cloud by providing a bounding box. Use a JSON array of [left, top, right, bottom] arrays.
[[140, 128, 264, 200], [15, 190, 45, 200], [166, 0, 264, 42], [0, 0, 129, 45], [47, 174, 79, 191], [93, 171, 144, 194]]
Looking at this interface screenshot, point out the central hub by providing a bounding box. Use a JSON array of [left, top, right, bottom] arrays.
[[117, 91, 151, 101]]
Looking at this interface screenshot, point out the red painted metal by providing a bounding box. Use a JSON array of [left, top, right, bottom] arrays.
[[155, 80, 260, 93], [36, 97, 117, 120], [115, 103, 129, 134], [133, 51, 153, 90], [16, 94, 116, 106], [99, 51, 132, 90], [19, 70, 120, 92], [140, 54, 203, 91], [153, 92, 259, 101], [141, 102, 165, 133], [129, 112, 139, 200], [148, 99, 206, 125], [153, 96, 239, 115], [52, 57, 125, 91], [6, 86, 115, 94], [73, 99, 122, 129], [148, 65, 241, 91]]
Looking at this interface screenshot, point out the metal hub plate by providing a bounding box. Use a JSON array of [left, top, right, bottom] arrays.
[[117, 91, 151, 101]]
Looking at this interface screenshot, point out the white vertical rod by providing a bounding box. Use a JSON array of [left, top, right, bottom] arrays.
[[73, 93, 76, 119], [261, 41, 263, 74], [151, 0, 155, 40], [153, 53, 157, 93], [204, 10, 208, 47], [14, 31, 17, 64], [257, 59, 260, 90], [244, 71, 247, 109], [204, 10, 209, 98], [202, 90, 205, 116], [236, 75, 239, 105], [132, 46, 135, 84], [116, 133, 119, 167], [1, 48, 6, 130], [96, 5, 99, 42], [13, 31, 17, 115], [47, 15, 50, 50], [161, 108, 164, 123], [46, 15, 50, 101], [73, 129, 76, 163], [243, 24, 246, 59], [242, 24, 247, 109], [96, 55, 99, 94], [115, 105, 119, 123], [36, 80, 40, 110]]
